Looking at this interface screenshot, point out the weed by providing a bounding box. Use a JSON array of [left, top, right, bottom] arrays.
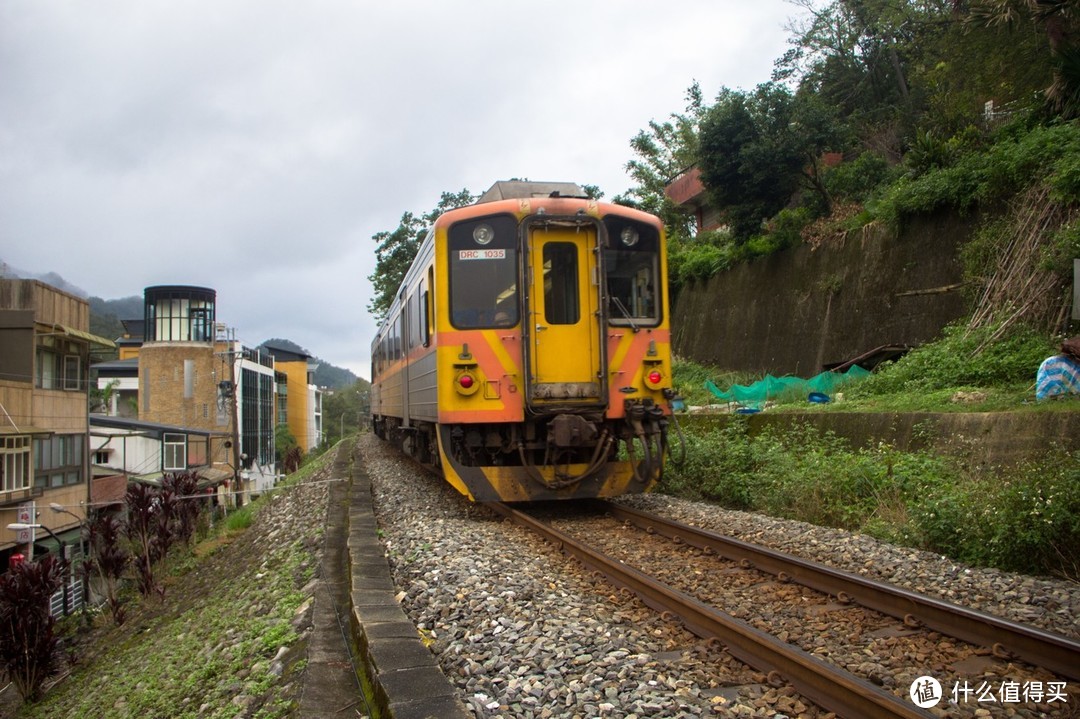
[[660, 419, 1080, 579], [225, 505, 256, 532]]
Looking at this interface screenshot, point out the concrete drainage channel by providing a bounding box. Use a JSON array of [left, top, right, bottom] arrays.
[[346, 443, 472, 719]]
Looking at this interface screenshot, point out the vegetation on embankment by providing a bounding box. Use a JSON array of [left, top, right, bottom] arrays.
[[10, 449, 338, 719], [665, 337, 1080, 581], [661, 415, 1080, 580]]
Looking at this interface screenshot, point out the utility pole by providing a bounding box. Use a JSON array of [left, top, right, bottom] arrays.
[[229, 341, 242, 507]]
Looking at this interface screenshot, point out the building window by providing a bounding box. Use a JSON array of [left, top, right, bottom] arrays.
[[36, 339, 84, 391], [36, 347, 60, 389], [241, 368, 275, 466], [1, 435, 32, 494], [32, 434, 83, 489], [163, 433, 186, 472], [93, 449, 111, 465], [64, 355, 81, 390], [187, 435, 208, 467]]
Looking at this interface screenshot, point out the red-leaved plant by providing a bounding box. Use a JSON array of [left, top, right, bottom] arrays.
[[0, 554, 66, 702]]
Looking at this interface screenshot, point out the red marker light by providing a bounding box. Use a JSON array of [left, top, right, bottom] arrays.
[[647, 370, 662, 385], [459, 374, 474, 389]]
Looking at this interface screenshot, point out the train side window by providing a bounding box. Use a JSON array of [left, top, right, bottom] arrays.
[[406, 293, 418, 350], [396, 312, 404, 359], [420, 289, 430, 347]]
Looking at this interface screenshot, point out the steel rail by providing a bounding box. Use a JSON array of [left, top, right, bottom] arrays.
[[489, 502, 932, 719], [598, 501, 1080, 682]]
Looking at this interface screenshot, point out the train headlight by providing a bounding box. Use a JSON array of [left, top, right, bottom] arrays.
[[473, 224, 495, 245], [620, 226, 639, 247], [456, 372, 480, 395]]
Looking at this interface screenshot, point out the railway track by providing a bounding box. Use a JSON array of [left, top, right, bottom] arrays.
[[488, 500, 1080, 719]]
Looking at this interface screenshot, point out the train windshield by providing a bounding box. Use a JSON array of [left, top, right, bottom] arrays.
[[448, 215, 520, 328], [603, 218, 661, 326]]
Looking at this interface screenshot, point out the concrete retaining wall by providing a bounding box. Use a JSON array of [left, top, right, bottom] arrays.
[[680, 410, 1079, 467], [672, 213, 977, 375]]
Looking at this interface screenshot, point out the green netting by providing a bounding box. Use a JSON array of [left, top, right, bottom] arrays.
[[705, 365, 871, 408]]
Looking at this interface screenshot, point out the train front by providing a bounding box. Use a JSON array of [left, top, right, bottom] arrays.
[[434, 184, 675, 502]]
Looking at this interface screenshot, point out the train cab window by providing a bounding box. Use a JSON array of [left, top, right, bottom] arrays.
[[542, 243, 580, 325], [603, 218, 661, 327], [449, 215, 520, 328]]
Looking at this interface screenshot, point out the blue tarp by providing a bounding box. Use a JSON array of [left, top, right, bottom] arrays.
[[1036, 354, 1080, 401]]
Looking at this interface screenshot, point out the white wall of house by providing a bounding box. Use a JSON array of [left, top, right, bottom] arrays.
[[90, 427, 165, 477], [306, 384, 322, 451]]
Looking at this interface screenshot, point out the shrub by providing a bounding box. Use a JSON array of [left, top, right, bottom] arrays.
[[659, 417, 1080, 579], [905, 453, 1080, 578], [848, 321, 1055, 396], [85, 510, 129, 625], [824, 151, 898, 203], [225, 505, 256, 532], [162, 472, 204, 547], [0, 555, 66, 702], [876, 122, 1080, 228]]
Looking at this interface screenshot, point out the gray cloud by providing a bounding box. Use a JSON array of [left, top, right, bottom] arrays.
[[1, 1, 795, 378]]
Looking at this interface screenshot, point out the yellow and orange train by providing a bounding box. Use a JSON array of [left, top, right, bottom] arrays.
[[370, 181, 675, 502]]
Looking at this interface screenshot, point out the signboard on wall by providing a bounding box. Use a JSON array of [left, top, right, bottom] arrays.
[[16, 501, 34, 544]]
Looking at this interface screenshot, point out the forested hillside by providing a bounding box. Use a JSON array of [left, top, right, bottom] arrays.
[[612, 0, 1079, 380]]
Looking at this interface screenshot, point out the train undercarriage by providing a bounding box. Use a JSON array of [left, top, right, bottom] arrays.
[[372, 400, 673, 502]]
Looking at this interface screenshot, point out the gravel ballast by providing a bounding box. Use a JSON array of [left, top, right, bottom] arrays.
[[362, 433, 1079, 718]]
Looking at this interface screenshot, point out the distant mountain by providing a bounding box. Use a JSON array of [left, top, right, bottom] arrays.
[[260, 338, 361, 390], [0, 262, 360, 389], [89, 295, 142, 347], [92, 295, 144, 322], [1, 260, 89, 297]]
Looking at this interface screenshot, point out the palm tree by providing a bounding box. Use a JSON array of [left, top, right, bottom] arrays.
[[965, 0, 1079, 117]]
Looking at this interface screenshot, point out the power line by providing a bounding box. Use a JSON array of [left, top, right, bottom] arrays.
[[44, 475, 348, 510]]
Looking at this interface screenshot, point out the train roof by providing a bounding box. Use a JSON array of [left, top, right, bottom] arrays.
[[478, 181, 588, 203]]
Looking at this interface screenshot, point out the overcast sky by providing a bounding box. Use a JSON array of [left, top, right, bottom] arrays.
[[1, 1, 798, 380]]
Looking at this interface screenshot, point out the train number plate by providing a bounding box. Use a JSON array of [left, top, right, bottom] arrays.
[[458, 249, 506, 260]]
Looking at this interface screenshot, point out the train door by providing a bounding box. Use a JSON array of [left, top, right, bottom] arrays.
[[525, 223, 605, 407]]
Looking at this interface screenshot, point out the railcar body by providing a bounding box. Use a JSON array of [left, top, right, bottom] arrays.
[[370, 181, 675, 502]]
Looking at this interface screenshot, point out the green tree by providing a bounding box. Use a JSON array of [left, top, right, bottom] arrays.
[[321, 379, 370, 447], [697, 84, 806, 241], [367, 189, 477, 320], [615, 82, 705, 241], [274, 424, 298, 464], [965, 0, 1080, 118]]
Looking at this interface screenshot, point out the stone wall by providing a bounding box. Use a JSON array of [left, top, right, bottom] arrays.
[[671, 213, 978, 374]]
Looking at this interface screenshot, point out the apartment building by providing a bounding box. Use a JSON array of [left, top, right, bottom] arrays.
[[0, 279, 114, 591], [262, 342, 323, 452], [95, 285, 277, 499]]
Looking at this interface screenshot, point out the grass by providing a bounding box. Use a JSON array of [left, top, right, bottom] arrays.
[[15, 449, 338, 719], [674, 318, 1069, 414], [666, 326, 1080, 579], [659, 418, 1080, 579]]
